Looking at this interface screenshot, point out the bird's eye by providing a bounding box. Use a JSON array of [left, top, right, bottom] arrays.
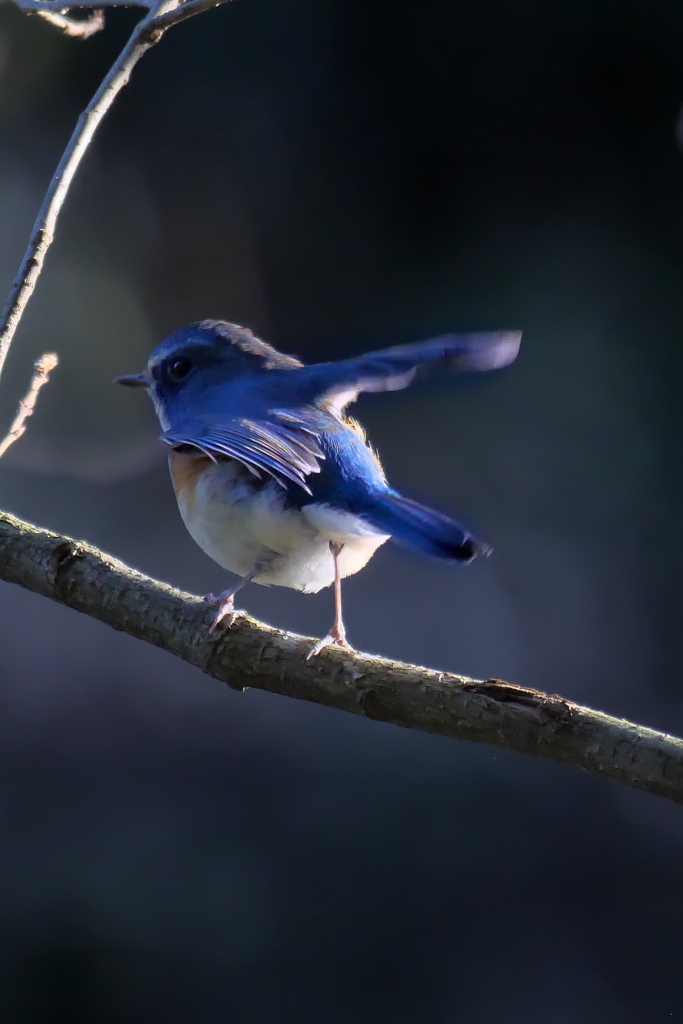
[[167, 357, 193, 382]]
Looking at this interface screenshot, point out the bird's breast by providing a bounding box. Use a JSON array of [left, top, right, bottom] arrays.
[[168, 452, 388, 592]]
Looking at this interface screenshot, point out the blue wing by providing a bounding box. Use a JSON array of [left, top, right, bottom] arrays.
[[159, 330, 520, 494], [161, 414, 324, 494], [302, 330, 521, 414]]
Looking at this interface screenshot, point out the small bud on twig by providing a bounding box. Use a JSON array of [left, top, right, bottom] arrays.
[[0, 352, 59, 460]]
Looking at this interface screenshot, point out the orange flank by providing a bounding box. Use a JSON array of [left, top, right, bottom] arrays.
[[168, 448, 212, 508]]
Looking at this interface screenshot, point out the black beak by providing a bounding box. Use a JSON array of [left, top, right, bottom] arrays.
[[114, 373, 149, 388]]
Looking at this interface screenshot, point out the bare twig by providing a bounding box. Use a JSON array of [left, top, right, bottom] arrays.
[[0, 0, 236, 382], [0, 507, 681, 805], [151, 0, 236, 31], [0, 353, 58, 459], [33, 7, 105, 37], [13, 0, 144, 9]]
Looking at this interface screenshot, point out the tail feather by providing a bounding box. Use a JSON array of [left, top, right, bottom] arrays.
[[362, 492, 490, 563]]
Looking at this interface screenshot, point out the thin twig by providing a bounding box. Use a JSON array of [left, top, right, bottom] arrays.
[[0, 353, 58, 460], [13, 0, 145, 11], [33, 8, 106, 37], [0, 507, 681, 805], [14, 0, 226, 16], [151, 0, 235, 31], [0, 0, 176, 377], [0, 0, 236, 382]]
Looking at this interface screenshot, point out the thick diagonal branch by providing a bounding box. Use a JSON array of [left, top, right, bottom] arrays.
[[0, 508, 681, 805]]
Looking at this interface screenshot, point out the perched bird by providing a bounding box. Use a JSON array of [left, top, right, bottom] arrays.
[[116, 321, 520, 656]]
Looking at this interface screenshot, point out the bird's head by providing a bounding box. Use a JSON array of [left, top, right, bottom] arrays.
[[115, 320, 302, 426]]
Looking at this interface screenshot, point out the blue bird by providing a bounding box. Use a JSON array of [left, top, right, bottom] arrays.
[[116, 321, 521, 656]]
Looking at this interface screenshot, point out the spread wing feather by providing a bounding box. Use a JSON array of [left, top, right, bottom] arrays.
[[304, 330, 521, 414], [162, 416, 324, 494]]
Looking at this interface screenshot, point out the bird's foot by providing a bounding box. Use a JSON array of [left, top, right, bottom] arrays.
[[204, 570, 257, 633], [306, 623, 352, 660], [204, 590, 242, 634]]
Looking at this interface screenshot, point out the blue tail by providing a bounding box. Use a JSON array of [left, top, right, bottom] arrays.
[[362, 492, 490, 563]]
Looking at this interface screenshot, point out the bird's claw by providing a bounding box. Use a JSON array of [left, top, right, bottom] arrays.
[[306, 627, 352, 660], [205, 592, 242, 635]]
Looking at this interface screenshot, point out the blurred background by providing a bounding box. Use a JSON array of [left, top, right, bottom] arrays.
[[1, 0, 683, 1019]]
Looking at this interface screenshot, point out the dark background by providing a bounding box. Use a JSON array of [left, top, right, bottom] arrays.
[[1, 0, 683, 1019]]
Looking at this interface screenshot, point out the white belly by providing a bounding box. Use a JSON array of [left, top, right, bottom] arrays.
[[172, 458, 389, 593]]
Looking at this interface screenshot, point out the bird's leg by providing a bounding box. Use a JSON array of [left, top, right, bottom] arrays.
[[205, 569, 258, 633], [307, 541, 352, 659]]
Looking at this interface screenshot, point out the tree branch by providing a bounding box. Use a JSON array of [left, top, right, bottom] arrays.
[[0, 353, 58, 458], [149, 0, 235, 31], [0, 507, 681, 805], [0, 0, 236, 380], [13, 0, 145, 9], [32, 7, 106, 37]]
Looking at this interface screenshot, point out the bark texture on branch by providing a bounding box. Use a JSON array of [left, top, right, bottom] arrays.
[[0, 509, 681, 804]]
